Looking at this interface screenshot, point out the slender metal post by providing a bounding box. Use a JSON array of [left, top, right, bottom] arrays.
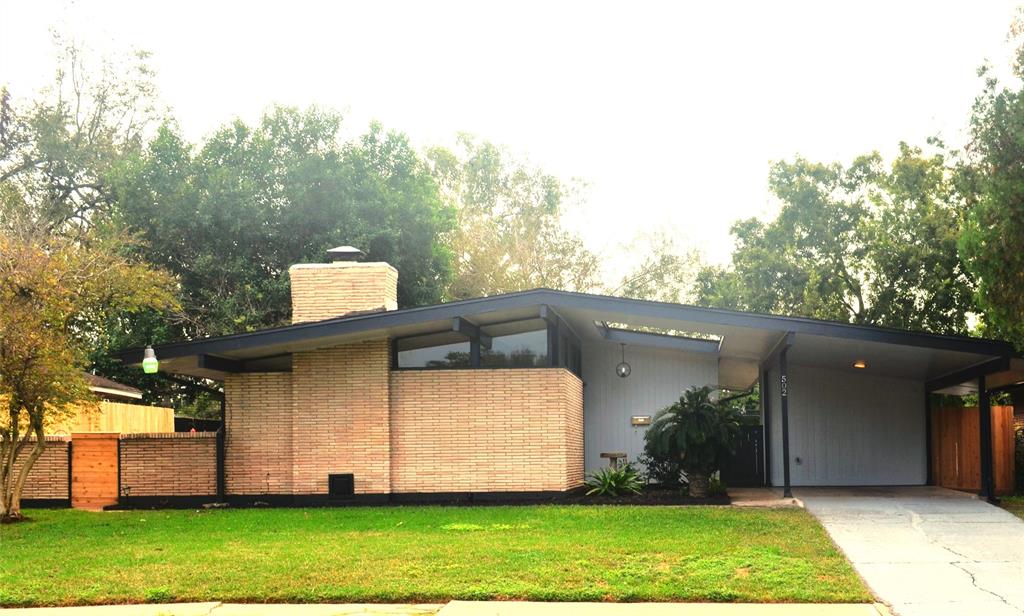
[[924, 390, 933, 486], [978, 375, 997, 503], [761, 369, 772, 488], [780, 346, 792, 498]]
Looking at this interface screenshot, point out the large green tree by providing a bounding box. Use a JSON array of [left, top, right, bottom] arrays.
[[958, 41, 1024, 348], [428, 136, 600, 299], [110, 108, 454, 340], [698, 144, 976, 334]]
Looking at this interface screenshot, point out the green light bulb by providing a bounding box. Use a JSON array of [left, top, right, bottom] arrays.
[[142, 346, 159, 374]]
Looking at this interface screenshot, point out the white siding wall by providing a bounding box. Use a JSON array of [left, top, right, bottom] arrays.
[[769, 363, 925, 486], [582, 340, 718, 473]]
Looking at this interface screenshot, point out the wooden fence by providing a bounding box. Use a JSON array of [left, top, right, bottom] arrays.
[[52, 401, 174, 434], [930, 405, 1015, 495]]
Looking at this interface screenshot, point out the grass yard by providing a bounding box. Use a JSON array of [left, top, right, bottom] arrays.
[[0, 505, 869, 607], [1003, 496, 1024, 520]]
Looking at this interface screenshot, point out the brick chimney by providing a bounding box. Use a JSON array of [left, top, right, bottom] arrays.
[[289, 246, 398, 324]]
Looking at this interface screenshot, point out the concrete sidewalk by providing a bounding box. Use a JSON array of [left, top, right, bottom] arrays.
[[0, 602, 889, 615]]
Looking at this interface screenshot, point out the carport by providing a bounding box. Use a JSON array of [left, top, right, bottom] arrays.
[[760, 329, 1016, 502]]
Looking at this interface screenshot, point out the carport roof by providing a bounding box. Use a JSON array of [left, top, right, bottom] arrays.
[[114, 288, 1017, 389]]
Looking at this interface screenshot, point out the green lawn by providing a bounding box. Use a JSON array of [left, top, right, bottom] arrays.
[[0, 505, 869, 607], [1002, 496, 1024, 520]]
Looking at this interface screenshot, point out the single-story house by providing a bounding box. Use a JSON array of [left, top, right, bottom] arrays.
[[116, 247, 1023, 503]]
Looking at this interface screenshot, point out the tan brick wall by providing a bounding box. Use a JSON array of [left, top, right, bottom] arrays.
[[221, 342, 583, 497], [389, 368, 584, 493], [289, 262, 398, 323], [561, 370, 585, 489], [291, 339, 391, 494], [225, 372, 293, 495], [119, 433, 217, 497], [16, 437, 70, 499]]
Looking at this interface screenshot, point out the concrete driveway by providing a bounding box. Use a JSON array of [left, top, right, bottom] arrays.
[[798, 487, 1024, 616]]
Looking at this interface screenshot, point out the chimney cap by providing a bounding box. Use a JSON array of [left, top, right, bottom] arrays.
[[326, 246, 366, 262]]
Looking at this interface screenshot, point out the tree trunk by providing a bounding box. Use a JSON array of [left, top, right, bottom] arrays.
[[688, 472, 709, 498], [1, 422, 44, 523]]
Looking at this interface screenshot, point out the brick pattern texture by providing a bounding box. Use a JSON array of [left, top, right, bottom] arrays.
[[225, 373, 293, 494], [15, 437, 69, 499], [291, 339, 392, 494], [119, 433, 217, 497], [289, 262, 398, 323], [389, 369, 584, 493]]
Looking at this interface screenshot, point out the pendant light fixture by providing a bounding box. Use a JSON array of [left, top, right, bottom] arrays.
[[615, 343, 631, 378], [142, 346, 159, 374]]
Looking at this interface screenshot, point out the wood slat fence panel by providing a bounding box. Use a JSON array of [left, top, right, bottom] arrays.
[[70, 433, 119, 510], [53, 401, 174, 435], [931, 406, 1015, 495]]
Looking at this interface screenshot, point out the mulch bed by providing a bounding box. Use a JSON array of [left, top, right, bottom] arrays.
[[563, 486, 730, 506]]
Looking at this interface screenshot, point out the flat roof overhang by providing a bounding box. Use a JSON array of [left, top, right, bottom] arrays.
[[113, 289, 1016, 389]]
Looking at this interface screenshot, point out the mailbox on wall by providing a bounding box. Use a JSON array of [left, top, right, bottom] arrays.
[[630, 415, 651, 426]]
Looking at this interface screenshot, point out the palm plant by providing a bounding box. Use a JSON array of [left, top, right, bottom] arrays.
[[585, 463, 643, 497], [643, 386, 742, 497]]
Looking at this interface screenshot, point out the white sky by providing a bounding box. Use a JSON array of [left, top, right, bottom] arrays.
[[1, 0, 1020, 280]]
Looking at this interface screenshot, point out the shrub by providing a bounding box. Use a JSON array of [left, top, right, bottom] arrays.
[[636, 452, 683, 488], [643, 386, 742, 497], [585, 463, 643, 497]]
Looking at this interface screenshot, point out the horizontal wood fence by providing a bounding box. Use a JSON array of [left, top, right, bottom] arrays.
[[52, 401, 174, 434]]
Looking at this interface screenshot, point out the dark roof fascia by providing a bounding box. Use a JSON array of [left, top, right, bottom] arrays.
[[114, 289, 1015, 365], [925, 356, 1013, 392], [601, 327, 721, 355]]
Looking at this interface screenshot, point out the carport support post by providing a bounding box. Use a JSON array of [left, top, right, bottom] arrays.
[[978, 375, 997, 504], [780, 345, 792, 498]]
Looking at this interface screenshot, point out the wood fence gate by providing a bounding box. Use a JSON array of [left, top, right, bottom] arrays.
[[70, 433, 119, 509], [930, 406, 1015, 495], [720, 424, 765, 488]]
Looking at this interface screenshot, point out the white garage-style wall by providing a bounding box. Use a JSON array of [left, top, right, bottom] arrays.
[[582, 340, 718, 473], [768, 363, 926, 486]]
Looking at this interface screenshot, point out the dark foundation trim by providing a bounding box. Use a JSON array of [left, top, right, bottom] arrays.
[[105, 488, 593, 510], [22, 498, 71, 508]]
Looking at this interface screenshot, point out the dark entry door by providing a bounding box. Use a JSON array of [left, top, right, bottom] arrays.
[[720, 425, 764, 488]]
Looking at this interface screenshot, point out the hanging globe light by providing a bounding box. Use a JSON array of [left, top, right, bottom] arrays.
[[615, 343, 631, 378], [142, 346, 159, 374]]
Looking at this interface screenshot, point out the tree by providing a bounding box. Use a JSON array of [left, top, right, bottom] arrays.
[[609, 231, 702, 303], [0, 37, 161, 237], [697, 145, 976, 335], [109, 108, 455, 340], [959, 24, 1024, 348], [0, 223, 176, 522], [427, 136, 600, 299]]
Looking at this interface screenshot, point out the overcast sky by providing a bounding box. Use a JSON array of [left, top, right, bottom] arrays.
[[2, 1, 1020, 278]]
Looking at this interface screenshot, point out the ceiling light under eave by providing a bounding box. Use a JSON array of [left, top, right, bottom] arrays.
[[853, 360, 867, 369]]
